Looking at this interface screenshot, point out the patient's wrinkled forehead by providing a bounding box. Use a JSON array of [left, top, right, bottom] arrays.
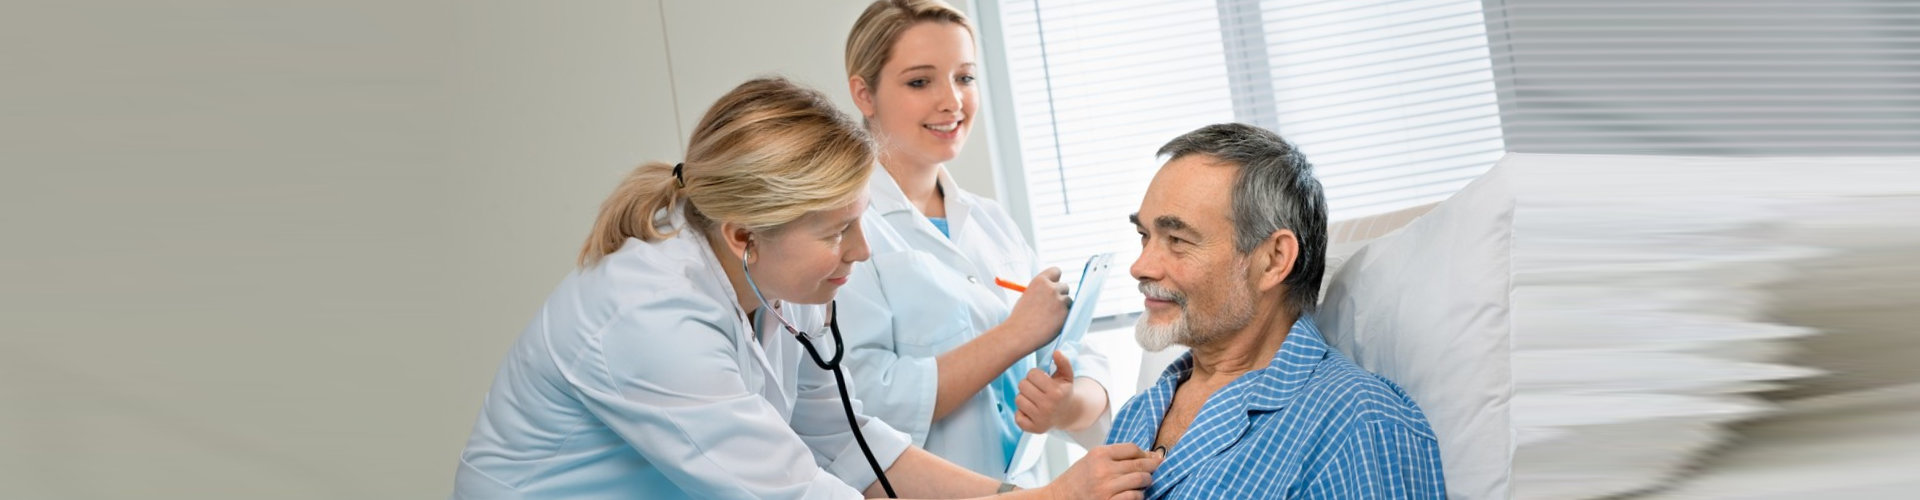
[[1139, 155, 1238, 236]]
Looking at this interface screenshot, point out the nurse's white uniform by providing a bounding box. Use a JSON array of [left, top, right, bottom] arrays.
[[454, 208, 911, 499], [835, 168, 1112, 480]]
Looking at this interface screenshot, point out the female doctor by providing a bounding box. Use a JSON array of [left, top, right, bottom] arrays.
[[452, 77, 1157, 499], [836, 0, 1114, 482]]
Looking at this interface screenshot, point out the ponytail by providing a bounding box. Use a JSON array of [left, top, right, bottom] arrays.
[[577, 161, 681, 267], [575, 77, 875, 269]]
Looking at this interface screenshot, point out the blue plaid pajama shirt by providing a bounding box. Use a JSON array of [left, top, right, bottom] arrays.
[[1107, 316, 1446, 499]]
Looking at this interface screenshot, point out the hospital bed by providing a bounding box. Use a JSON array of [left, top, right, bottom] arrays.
[[1262, 154, 1918, 499]]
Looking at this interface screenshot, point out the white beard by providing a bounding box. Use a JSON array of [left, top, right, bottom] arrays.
[[1134, 307, 1189, 352], [1133, 259, 1255, 352]]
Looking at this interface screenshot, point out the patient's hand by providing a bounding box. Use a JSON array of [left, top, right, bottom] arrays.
[[1015, 350, 1081, 433], [1038, 443, 1159, 500]]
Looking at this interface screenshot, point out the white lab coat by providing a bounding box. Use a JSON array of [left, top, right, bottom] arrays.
[[454, 207, 911, 500], [835, 168, 1112, 480]]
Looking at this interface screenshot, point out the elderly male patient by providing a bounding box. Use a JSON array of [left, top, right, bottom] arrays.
[[1111, 123, 1445, 499]]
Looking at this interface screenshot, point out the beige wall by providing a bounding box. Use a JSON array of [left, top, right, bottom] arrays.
[[0, 1, 995, 498]]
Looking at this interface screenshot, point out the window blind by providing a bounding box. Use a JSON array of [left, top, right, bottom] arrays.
[[1482, 0, 1920, 155]]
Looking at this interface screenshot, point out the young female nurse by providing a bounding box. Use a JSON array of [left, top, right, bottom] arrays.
[[452, 78, 1156, 499], [836, 0, 1115, 482]]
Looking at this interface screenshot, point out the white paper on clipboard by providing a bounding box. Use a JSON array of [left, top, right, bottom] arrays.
[[1035, 252, 1114, 374]]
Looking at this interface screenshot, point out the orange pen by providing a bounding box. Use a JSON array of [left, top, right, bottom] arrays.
[[993, 277, 1027, 293]]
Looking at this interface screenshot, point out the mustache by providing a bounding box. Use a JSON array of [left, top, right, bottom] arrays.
[[1138, 281, 1185, 305]]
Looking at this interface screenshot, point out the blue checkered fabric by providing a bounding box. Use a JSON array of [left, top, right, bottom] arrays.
[[1108, 316, 1446, 499]]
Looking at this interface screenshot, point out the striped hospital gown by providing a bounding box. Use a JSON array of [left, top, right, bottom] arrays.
[[1108, 316, 1445, 499]]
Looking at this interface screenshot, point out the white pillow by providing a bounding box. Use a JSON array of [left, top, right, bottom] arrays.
[[1317, 163, 1514, 500]]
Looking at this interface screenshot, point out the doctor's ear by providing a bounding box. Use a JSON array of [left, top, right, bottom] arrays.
[[849, 75, 877, 119], [719, 222, 756, 263]]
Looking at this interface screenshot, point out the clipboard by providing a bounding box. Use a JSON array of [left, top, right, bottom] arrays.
[[1005, 253, 1115, 481], [1035, 252, 1114, 374]]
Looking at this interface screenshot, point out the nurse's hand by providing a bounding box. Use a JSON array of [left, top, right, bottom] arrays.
[[1038, 443, 1159, 500], [1014, 351, 1078, 433], [1005, 267, 1071, 351]]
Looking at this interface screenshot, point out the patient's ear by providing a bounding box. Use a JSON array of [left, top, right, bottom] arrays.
[[1254, 229, 1298, 293]]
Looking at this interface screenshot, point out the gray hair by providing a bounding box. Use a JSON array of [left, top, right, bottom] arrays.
[[1156, 123, 1327, 314]]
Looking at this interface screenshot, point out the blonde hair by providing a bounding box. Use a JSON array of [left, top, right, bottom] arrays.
[[845, 0, 975, 93], [578, 77, 875, 267]]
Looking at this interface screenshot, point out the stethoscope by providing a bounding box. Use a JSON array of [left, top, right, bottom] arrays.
[[741, 245, 898, 498]]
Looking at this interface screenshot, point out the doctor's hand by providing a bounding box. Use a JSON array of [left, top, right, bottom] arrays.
[[1038, 443, 1159, 500], [1004, 267, 1071, 352], [1015, 350, 1080, 433]]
